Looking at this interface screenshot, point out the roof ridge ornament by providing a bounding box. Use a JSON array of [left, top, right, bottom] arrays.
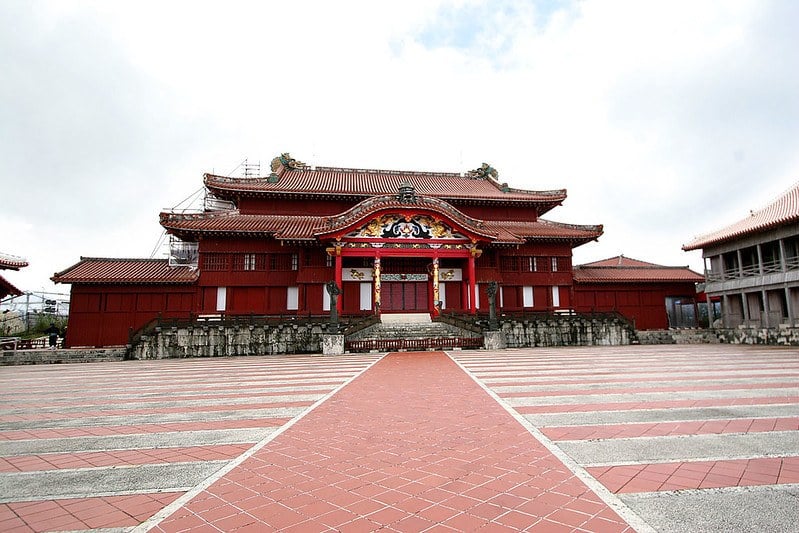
[[466, 162, 499, 180], [398, 181, 417, 203], [270, 153, 308, 173]]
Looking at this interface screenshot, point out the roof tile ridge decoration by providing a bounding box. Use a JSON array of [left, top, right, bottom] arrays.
[[683, 180, 799, 250], [311, 165, 464, 178], [316, 194, 497, 239], [577, 264, 696, 270], [0, 252, 29, 270], [161, 208, 242, 221], [533, 218, 605, 232]]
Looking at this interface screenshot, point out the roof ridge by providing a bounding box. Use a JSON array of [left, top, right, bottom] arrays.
[[576, 264, 693, 270], [311, 166, 464, 177]]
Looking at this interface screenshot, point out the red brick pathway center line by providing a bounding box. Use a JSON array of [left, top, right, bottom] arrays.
[[153, 352, 634, 532]]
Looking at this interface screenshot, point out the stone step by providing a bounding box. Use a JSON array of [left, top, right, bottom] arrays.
[[347, 317, 481, 343], [380, 313, 431, 325]]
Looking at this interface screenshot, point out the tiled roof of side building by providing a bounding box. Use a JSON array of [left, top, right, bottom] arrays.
[[52, 258, 199, 284], [683, 181, 799, 250], [0, 252, 29, 270], [0, 274, 23, 297], [204, 167, 567, 208], [573, 255, 704, 283]]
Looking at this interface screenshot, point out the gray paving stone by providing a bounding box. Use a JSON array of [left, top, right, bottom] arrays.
[[505, 387, 799, 406], [559, 430, 799, 465], [491, 376, 798, 393], [620, 484, 799, 533], [0, 407, 306, 430], [0, 393, 324, 416], [482, 369, 799, 383], [0, 461, 227, 503], [0, 428, 273, 456], [523, 403, 799, 427]]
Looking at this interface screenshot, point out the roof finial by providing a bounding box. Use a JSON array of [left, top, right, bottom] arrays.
[[398, 181, 417, 203], [270, 153, 307, 173], [466, 163, 499, 180]]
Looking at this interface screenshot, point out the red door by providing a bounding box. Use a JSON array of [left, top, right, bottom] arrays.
[[383, 282, 428, 312]]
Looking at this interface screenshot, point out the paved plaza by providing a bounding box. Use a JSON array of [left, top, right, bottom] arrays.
[[0, 345, 797, 532]]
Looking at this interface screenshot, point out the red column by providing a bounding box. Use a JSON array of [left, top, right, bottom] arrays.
[[334, 246, 343, 314], [373, 256, 381, 316], [429, 256, 438, 316], [467, 253, 476, 314]]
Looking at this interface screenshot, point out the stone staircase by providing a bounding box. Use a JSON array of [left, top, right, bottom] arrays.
[[345, 313, 483, 352]]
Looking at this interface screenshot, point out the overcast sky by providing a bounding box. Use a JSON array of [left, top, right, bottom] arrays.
[[2, 0, 799, 296]]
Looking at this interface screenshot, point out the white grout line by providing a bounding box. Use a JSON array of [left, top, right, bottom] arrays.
[[131, 353, 387, 533], [446, 351, 657, 533]]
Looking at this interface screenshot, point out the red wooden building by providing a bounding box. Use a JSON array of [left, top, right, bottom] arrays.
[[54, 155, 705, 347], [573, 255, 704, 329], [54, 155, 608, 347]]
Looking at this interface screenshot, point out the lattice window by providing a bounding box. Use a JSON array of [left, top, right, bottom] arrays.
[[554, 257, 570, 272], [500, 256, 518, 272], [271, 254, 299, 271], [202, 253, 229, 271], [232, 253, 266, 271]]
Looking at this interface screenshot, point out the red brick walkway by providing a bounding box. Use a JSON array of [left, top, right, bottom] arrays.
[[152, 352, 633, 532]]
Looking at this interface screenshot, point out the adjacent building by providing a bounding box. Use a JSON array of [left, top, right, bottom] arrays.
[[572, 255, 704, 330], [683, 181, 799, 328]]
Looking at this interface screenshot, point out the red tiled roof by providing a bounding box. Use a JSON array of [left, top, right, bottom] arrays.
[[683, 181, 799, 250], [204, 167, 567, 210], [0, 274, 23, 297], [581, 255, 664, 268], [160, 211, 327, 241], [52, 258, 199, 285], [573, 255, 703, 283], [161, 209, 602, 247], [0, 252, 28, 271], [484, 219, 603, 245]]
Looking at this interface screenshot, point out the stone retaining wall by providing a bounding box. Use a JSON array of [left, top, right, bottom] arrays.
[[131, 322, 340, 359], [636, 329, 721, 345], [498, 315, 634, 347], [715, 326, 799, 346], [1, 348, 126, 365]]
